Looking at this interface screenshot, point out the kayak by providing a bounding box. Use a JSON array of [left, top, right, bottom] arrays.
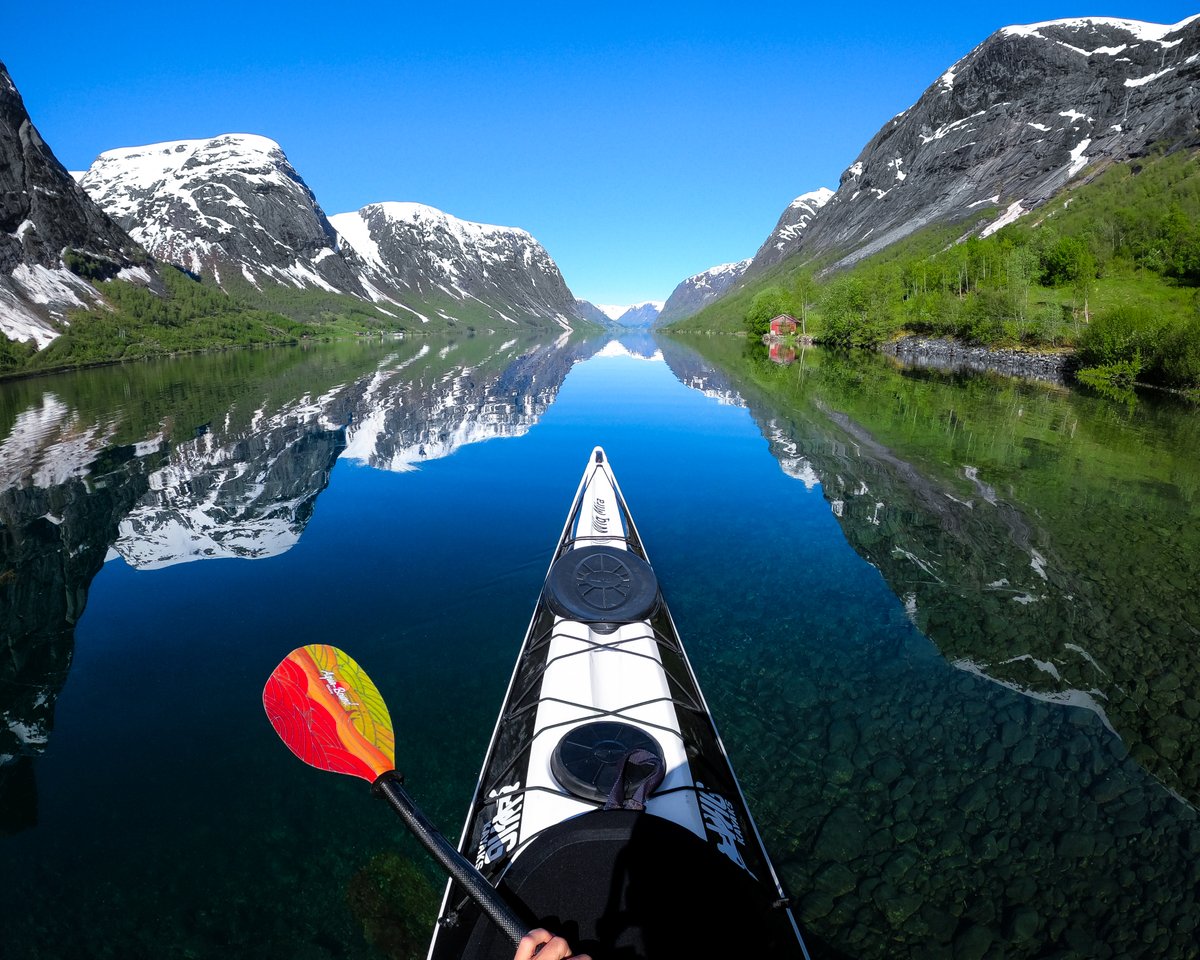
[[427, 447, 813, 959]]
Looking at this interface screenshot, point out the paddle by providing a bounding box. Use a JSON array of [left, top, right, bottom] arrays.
[[263, 643, 529, 946]]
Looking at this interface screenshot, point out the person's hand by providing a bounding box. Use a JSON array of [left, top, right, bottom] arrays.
[[514, 928, 591, 960]]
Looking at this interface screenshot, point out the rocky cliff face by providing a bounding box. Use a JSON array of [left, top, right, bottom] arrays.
[[0, 62, 153, 347], [749, 189, 835, 272], [657, 259, 751, 325], [329, 203, 581, 329], [80, 134, 367, 297], [754, 15, 1200, 273]]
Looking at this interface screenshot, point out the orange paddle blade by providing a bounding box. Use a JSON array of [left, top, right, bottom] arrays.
[[263, 645, 395, 782]]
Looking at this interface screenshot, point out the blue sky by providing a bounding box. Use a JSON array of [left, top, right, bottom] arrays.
[[5, 2, 1198, 305]]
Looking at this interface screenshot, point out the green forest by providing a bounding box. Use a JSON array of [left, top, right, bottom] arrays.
[[0, 266, 391, 378], [673, 147, 1200, 397]]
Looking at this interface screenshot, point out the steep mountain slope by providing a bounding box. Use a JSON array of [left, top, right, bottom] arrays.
[[750, 188, 835, 272], [772, 15, 1200, 273], [0, 62, 153, 348], [80, 134, 367, 298], [657, 259, 751, 325], [79, 135, 591, 333], [330, 203, 580, 329]]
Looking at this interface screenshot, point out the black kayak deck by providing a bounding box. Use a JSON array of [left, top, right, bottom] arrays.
[[453, 809, 798, 959]]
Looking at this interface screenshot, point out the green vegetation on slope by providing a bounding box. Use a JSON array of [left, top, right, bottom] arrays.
[[3, 260, 595, 379], [670, 148, 1200, 393], [1, 267, 312, 377]]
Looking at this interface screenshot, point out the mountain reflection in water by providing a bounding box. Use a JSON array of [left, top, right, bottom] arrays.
[[1, 332, 1197, 960], [0, 332, 601, 830], [662, 334, 1199, 959]]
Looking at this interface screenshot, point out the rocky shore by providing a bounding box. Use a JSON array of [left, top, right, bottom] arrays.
[[881, 336, 1072, 384]]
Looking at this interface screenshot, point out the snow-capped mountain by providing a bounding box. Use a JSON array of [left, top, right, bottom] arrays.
[[77, 134, 588, 331], [0, 61, 155, 347], [80, 134, 367, 297], [574, 299, 615, 326], [657, 259, 752, 325], [592, 301, 664, 327], [764, 14, 1200, 273], [750, 189, 835, 272], [329, 203, 579, 329]]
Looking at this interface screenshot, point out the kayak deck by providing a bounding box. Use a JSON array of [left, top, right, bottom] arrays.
[[428, 448, 810, 959]]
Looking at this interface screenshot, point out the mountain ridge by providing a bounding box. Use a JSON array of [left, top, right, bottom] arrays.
[[73, 132, 590, 337], [781, 14, 1200, 273], [658, 259, 752, 325]]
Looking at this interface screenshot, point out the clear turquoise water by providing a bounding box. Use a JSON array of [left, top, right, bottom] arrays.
[[1, 334, 1196, 959]]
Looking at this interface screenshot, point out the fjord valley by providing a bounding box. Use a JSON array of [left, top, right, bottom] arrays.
[[2, 9, 1200, 960], [664, 15, 1200, 398], [4, 15, 1200, 391]]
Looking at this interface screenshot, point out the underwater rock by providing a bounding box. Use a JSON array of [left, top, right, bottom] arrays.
[[1056, 831, 1095, 858], [346, 851, 438, 960], [814, 862, 858, 898], [953, 923, 994, 960], [814, 807, 872, 863]]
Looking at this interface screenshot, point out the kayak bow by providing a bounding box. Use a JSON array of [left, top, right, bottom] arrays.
[[428, 447, 811, 959]]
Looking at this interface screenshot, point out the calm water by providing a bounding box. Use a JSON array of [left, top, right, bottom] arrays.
[[1, 332, 1197, 960]]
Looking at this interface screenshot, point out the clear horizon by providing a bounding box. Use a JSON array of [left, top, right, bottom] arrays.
[[4, 2, 1197, 305]]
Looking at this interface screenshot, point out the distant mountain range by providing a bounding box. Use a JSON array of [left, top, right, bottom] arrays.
[[660, 13, 1200, 325], [576, 300, 672, 326], [0, 65, 596, 354]]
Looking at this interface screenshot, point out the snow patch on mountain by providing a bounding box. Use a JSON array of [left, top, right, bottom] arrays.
[[329, 202, 579, 328], [657, 259, 753, 325], [1001, 14, 1199, 46], [750, 187, 835, 270], [80, 133, 361, 297]]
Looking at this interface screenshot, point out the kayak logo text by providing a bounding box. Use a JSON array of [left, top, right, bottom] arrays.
[[318, 670, 359, 711], [696, 783, 755, 877], [476, 783, 523, 868], [592, 497, 609, 535]]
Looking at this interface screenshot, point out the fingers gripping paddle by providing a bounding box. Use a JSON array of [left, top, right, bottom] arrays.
[[264, 644, 529, 946]]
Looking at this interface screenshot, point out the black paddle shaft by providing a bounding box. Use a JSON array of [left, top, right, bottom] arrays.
[[372, 771, 529, 946]]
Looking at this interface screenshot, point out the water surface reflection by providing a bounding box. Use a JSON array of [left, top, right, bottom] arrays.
[[662, 336, 1200, 959], [2, 333, 1198, 960]]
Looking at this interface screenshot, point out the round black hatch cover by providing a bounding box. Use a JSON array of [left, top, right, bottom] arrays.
[[551, 721, 665, 804], [544, 545, 659, 626]]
